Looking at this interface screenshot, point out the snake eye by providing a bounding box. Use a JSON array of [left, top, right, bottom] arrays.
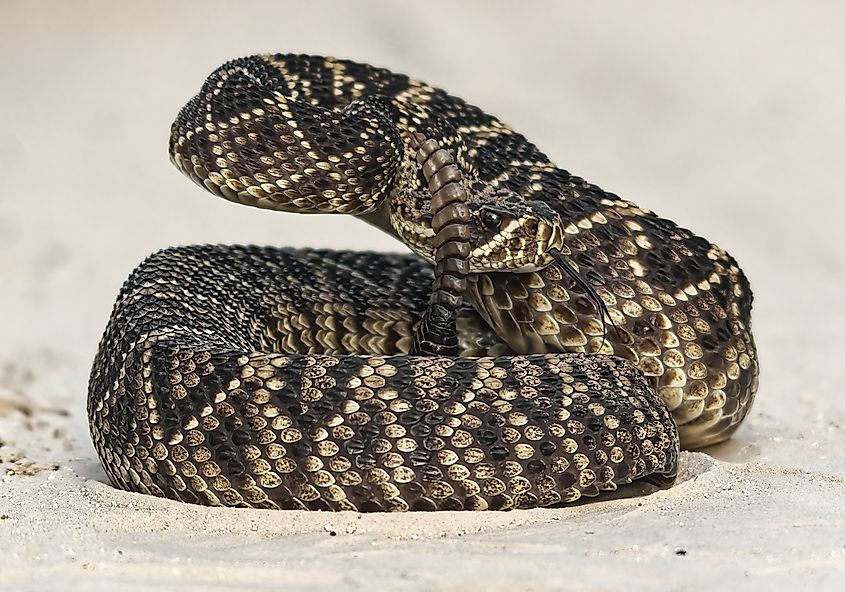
[[479, 209, 503, 230]]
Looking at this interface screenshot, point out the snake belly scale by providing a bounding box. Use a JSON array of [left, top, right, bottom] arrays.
[[87, 53, 758, 511]]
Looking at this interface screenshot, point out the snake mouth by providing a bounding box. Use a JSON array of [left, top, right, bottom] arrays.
[[539, 221, 564, 267]]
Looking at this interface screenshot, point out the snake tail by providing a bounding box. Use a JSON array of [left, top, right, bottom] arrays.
[[410, 133, 471, 358]]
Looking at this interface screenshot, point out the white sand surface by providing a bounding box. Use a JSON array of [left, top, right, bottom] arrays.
[[1, 1, 843, 590]]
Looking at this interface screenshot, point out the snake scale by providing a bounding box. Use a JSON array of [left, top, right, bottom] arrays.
[[87, 54, 758, 511]]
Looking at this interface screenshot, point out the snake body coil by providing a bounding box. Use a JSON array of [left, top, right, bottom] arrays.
[[87, 54, 757, 511]]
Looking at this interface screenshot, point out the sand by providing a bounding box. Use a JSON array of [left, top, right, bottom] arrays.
[[1, 1, 843, 590]]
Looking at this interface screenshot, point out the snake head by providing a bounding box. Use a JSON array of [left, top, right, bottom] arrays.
[[392, 183, 564, 273], [465, 188, 564, 273]]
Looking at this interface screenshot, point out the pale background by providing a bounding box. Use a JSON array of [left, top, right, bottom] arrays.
[[1, 1, 843, 590]]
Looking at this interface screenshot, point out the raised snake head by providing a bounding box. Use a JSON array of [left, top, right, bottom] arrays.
[[391, 182, 565, 274]]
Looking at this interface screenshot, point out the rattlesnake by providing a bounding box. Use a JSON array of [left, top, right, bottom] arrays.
[[87, 54, 757, 510]]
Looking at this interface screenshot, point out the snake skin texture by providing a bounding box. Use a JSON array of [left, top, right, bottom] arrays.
[[89, 246, 678, 510], [88, 53, 757, 511]]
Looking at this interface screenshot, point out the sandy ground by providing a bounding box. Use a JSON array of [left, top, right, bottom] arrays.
[[1, 1, 844, 590]]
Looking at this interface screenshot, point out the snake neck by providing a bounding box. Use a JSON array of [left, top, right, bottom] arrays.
[[356, 202, 400, 240], [355, 141, 422, 240]]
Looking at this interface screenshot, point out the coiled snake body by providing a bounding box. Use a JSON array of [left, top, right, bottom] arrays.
[[88, 54, 758, 511]]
